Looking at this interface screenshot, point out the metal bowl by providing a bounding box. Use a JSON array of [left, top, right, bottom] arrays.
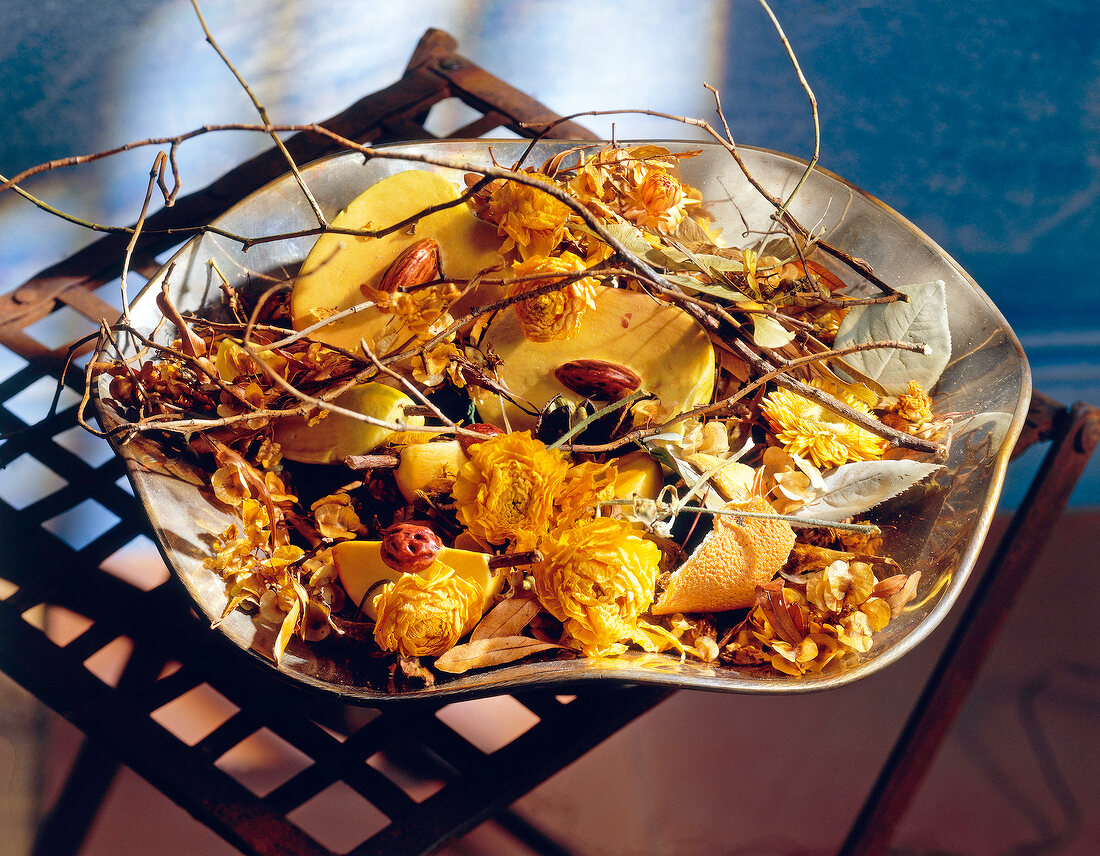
[[94, 140, 1031, 702]]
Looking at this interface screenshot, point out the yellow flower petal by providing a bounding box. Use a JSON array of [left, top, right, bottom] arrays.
[[452, 431, 569, 546]]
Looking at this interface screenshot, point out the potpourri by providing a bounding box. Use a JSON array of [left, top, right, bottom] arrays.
[[93, 142, 955, 686]]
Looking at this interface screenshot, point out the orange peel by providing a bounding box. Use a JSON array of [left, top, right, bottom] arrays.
[[652, 495, 796, 615]]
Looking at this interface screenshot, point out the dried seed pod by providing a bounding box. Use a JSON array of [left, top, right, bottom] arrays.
[[380, 522, 443, 573], [554, 358, 642, 401], [377, 238, 441, 294]]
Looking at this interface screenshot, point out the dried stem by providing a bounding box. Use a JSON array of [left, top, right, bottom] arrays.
[[189, 0, 326, 229]]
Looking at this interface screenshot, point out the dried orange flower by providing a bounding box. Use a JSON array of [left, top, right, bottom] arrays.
[[883, 380, 935, 432], [413, 341, 464, 388], [451, 431, 569, 546], [372, 562, 483, 658], [533, 517, 661, 656], [508, 252, 599, 342], [757, 446, 823, 514], [761, 380, 889, 468], [359, 278, 463, 357], [486, 174, 571, 260], [567, 144, 699, 231], [623, 169, 690, 230]]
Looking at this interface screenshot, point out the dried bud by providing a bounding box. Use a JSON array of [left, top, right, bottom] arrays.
[[377, 238, 441, 294], [380, 523, 443, 573], [554, 359, 642, 401], [457, 423, 506, 454], [638, 171, 682, 216]]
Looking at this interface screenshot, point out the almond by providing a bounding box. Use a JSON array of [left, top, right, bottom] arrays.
[[457, 422, 506, 454], [376, 238, 441, 294], [554, 358, 642, 400]]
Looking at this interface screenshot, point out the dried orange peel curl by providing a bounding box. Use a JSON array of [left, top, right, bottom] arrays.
[[651, 495, 797, 615]]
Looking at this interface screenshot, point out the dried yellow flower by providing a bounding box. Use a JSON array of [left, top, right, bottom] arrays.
[[761, 380, 889, 468], [372, 562, 483, 658], [883, 380, 936, 433], [452, 431, 569, 546], [556, 459, 619, 526], [508, 252, 599, 342], [533, 517, 661, 656], [486, 174, 571, 259]]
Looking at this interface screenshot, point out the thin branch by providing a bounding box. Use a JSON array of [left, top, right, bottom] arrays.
[[189, 0, 326, 228]]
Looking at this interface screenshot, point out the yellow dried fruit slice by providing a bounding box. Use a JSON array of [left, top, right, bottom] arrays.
[[651, 495, 796, 615], [274, 382, 423, 464], [291, 170, 505, 354], [470, 286, 715, 431], [332, 540, 500, 621], [393, 439, 468, 502]]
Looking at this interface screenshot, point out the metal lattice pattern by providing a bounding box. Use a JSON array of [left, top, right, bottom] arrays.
[[0, 31, 668, 856]]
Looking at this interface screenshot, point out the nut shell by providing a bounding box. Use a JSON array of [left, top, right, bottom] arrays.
[[376, 238, 440, 294], [554, 358, 642, 400], [380, 523, 444, 573], [457, 423, 506, 454]]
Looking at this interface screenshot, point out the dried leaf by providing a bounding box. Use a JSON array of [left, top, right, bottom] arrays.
[[434, 636, 563, 674], [273, 598, 300, 665], [795, 460, 943, 522], [471, 595, 543, 641], [833, 280, 951, 394], [647, 248, 747, 274], [662, 273, 750, 302], [752, 314, 796, 349], [577, 221, 653, 257]]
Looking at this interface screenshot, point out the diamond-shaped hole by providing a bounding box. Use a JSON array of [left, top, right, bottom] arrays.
[[115, 474, 133, 495], [93, 278, 129, 315], [0, 453, 67, 510], [53, 425, 116, 468], [23, 304, 99, 352], [435, 695, 541, 754], [422, 97, 486, 137], [0, 349, 28, 384], [215, 727, 315, 797], [22, 604, 94, 647], [310, 707, 381, 744], [157, 660, 183, 680], [367, 735, 452, 803], [83, 635, 135, 687], [99, 534, 170, 591], [286, 781, 389, 852], [150, 683, 240, 747], [4, 375, 81, 424], [41, 498, 120, 550], [0, 577, 19, 600]]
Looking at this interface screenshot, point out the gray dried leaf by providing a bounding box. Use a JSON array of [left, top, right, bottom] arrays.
[[795, 460, 943, 522], [833, 280, 951, 394]]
